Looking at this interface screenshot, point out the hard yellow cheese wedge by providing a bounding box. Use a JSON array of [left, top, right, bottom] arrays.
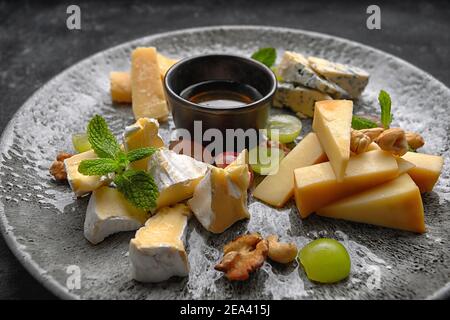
[[317, 174, 425, 233], [253, 133, 327, 207], [84, 186, 147, 244], [188, 150, 250, 233], [123, 117, 164, 170], [110, 53, 177, 104], [294, 150, 399, 218], [129, 204, 191, 282], [402, 152, 444, 193], [312, 100, 353, 181], [131, 47, 169, 121], [64, 150, 105, 197]]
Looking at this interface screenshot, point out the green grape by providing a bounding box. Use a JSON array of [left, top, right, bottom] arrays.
[[266, 114, 302, 143], [249, 145, 285, 175], [72, 133, 92, 153], [298, 238, 351, 284]]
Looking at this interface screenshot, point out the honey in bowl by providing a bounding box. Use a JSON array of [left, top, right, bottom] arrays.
[[180, 80, 263, 109]]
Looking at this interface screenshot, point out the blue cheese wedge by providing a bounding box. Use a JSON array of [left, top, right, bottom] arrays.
[[149, 149, 210, 210], [129, 204, 191, 283], [64, 150, 106, 197], [273, 82, 332, 118], [308, 56, 369, 99], [278, 51, 347, 98], [84, 186, 147, 244], [123, 117, 164, 170], [188, 150, 250, 234]]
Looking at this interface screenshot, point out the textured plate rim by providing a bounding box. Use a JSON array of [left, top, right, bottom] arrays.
[[0, 25, 449, 300]]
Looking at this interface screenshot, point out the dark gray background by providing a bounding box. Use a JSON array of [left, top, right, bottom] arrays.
[[0, 0, 449, 300]]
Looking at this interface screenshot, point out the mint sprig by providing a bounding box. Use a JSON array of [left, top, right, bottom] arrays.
[[251, 47, 277, 68], [78, 115, 159, 211], [379, 90, 393, 129], [351, 115, 379, 130]]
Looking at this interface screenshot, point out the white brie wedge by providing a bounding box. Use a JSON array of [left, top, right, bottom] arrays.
[[84, 186, 147, 245], [129, 204, 191, 283]]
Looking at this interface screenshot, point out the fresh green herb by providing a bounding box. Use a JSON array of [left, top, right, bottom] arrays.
[[378, 90, 393, 129], [251, 47, 276, 68], [351, 115, 379, 130], [78, 115, 158, 210], [114, 170, 158, 211]]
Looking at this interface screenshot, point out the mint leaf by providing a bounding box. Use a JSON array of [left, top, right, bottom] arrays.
[[78, 158, 119, 176], [127, 147, 158, 163], [87, 115, 121, 159], [251, 47, 276, 68], [351, 115, 379, 130], [379, 90, 393, 129], [114, 170, 158, 211]]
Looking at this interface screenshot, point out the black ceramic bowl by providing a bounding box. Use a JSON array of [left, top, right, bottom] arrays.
[[164, 54, 277, 149]]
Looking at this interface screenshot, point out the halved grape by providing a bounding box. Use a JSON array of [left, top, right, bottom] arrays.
[[266, 114, 302, 143], [72, 133, 92, 153], [298, 238, 351, 284], [249, 145, 285, 175]]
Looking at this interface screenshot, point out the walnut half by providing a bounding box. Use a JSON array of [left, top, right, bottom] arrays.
[[49, 152, 72, 181], [215, 233, 268, 281]]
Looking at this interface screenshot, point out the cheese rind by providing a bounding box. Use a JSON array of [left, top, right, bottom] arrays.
[[131, 47, 169, 121], [278, 51, 347, 98], [123, 117, 164, 170], [273, 83, 332, 117], [84, 186, 147, 244], [188, 151, 250, 233], [149, 149, 209, 209], [308, 56, 369, 98], [129, 204, 190, 282], [402, 152, 444, 192], [64, 150, 105, 197], [294, 150, 399, 218], [253, 133, 327, 207], [317, 174, 425, 233], [312, 100, 353, 181]]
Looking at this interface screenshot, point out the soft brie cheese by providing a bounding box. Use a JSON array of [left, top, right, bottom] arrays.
[[129, 204, 191, 283], [149, 149, 209, 209], [308, 56, 369, 99], [188, 150, 250, 234], [123, 117, 164, 170], [84, 186, 147, 244], [273, 82, 332, 117], [64, 150, 105, 197], [278, 51, 347, 98]]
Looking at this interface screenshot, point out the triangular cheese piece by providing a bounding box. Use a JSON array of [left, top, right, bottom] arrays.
[[402, 152, 444, 193], [312, 99, 353, 181], [317, 174, 425, 233], [129, 204, 191, 282]]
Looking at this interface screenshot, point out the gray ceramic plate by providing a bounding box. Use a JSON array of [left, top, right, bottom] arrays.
[[0, 26, 449, 300]]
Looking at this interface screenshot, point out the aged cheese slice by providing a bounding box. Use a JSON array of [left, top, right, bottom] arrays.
[[402, 152, 444, 192], [396, 157, 415, 175], [312, 100, 353, 181], [294, 150, 399, 218], [149, 149, 209, 210], [84, 186, 147, 244], [64, 150, 105, 197], [277, 51, 347, 98], [253, 133, 327, 207], [317, 174, 425, 233], [110, 53, 178, 104], [308, 56, 369, 98], [131, 47, 169, 121], [188, 161, 250, 234], [273, 83, 332, 117], [123, 117, 164, 170], [129, 204, 190, 282], [110, 72, 132, 103]]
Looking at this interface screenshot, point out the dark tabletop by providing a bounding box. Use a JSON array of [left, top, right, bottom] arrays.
[[0, 0, 449, 300]]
